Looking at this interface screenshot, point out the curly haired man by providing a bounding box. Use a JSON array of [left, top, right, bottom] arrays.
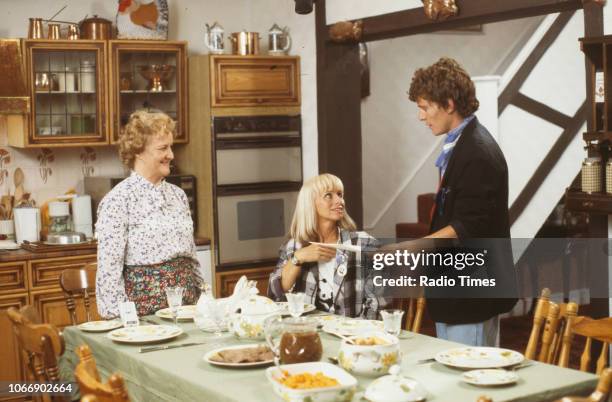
[[405, 58, 517, 346]]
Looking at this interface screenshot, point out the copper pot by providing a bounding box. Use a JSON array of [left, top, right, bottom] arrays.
[[230, 32, 260, 55], [79, 15, 112, 40]]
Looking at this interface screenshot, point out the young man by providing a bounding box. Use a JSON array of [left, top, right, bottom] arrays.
[[406, 57, 517, 346]]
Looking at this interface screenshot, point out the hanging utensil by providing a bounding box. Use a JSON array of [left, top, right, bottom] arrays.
[[13, 168, 24, 208]]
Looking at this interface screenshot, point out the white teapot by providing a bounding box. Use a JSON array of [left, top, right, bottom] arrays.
[[229, 294, 281, 340], [204, 22, 225, 54]]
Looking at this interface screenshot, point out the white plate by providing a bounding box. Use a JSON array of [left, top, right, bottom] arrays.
[[462, 369, 519, 386], [194, 316, 229, 333], [310, 241, 362, 253], [155, 305, 197, 321], [204, 344, 274, 368], [275, 302, 317, 316], [78, 320, 122, 332], [322, 318, 384, 336], [107, 325, 183, 344], [435, 347, 524, 369], [0, 240, 20, 250]]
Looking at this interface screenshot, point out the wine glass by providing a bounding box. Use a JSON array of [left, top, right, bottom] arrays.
[[165, 287, 184, 327], [285, 292, 305, 318]]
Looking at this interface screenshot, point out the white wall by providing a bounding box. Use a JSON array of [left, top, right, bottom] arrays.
[[361, 17, 544, 237], [326, 0, 421, 24], [0, 0, 318, 206]]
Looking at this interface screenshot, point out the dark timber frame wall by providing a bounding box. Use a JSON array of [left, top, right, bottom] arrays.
[[315, 0, 608, 316]]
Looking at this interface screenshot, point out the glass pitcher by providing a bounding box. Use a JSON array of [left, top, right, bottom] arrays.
[[264, 316, 322, 364]]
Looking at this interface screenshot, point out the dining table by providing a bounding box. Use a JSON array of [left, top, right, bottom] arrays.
[[59, 314, 598, 402]]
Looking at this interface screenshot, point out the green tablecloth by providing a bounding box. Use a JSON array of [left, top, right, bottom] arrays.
[[59, 316, 597, 402]]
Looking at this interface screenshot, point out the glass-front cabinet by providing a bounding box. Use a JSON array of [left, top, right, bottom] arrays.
[[24, 40, 107, 146], [9, 40, 187, 148], [109, 41, 188, 143]]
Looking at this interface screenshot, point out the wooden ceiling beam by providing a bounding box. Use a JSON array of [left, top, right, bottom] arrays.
[[344, 0, 584, 42]]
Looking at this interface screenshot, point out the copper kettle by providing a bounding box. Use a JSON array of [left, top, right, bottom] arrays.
[[79, 15, 113, 40]]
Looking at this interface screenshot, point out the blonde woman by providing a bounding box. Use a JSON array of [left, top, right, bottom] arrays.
[[96, 110, 202, 318], [268, 174, 385, 319]]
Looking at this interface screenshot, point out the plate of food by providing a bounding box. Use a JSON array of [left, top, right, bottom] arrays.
[[155, 305, 197, 321], [322, 318, 384, 337], [462, 369, 519, 386], [77, 320, 122, 332], [275, 302, 317, 316], [204, 344, 274, 368], [107, 325, 183, 344], [266, 362, 357, 401], [435, 347, 524, 369]]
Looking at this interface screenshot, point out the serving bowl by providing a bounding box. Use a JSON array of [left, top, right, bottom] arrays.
[[139, 64, 175, 92], [266, 362, 357, 402], [337, 331, 401, 377]]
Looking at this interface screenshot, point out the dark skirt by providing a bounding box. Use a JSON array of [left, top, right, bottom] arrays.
[[123, 256, 201, 316]]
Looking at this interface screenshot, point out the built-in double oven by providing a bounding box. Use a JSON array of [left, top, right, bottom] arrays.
[[212, 114, 302, 268]]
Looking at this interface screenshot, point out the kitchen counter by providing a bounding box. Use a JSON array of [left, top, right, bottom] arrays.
[[0, 237, 210, 262]]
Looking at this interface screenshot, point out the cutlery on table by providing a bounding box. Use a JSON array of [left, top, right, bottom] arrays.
[[139, 342, 206, 353], [325, 331, 356, 344], [510, 361, 534, 371], [416, 357, 436, 364], [140, 318, 159, 325]]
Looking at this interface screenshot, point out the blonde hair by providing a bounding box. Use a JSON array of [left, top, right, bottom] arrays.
[[118, 110, 176, 169], [290, 173, 356, 244]]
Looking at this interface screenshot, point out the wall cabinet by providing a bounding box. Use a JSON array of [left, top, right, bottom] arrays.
[[0, 254, 97, 392], [7, 39, 187, 148], [210, 55, 300, 107]]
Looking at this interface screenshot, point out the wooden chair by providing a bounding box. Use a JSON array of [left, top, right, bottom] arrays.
[[554, 367, 611, 402], [392, 297, 426, 333], [524, 288, 579, 367], [60, 263, 97, 325], [7, 306, 66, 402], [74, 344, 130, 402], [571, 317, 612, 374]]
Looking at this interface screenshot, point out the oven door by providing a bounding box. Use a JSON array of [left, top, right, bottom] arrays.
[[216, 146, 302, 185], [216, 189, 298, 265]]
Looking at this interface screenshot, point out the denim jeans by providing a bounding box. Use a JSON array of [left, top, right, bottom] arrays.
[[435, 315, 499, 347]]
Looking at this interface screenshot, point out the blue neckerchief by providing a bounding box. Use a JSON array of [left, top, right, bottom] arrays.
[[435, 115, 475, 178]]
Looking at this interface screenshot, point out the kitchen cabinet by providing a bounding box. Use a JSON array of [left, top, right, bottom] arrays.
[[215, 265, 274, 298], [6, 39, 187, 148], [210, 55, 300, 107], [174, 55, 301, 298], [109, 40, 188, 143], [0, 253, 97, 392]]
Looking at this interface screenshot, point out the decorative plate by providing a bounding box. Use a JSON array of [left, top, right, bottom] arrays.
[[462, 369, 519, 386], [155, 305, 197, 321], [107, 325, 183, 344], [77, 320, 122, 332], [435, 347, 524, 369], [322, 318, 384, 337]]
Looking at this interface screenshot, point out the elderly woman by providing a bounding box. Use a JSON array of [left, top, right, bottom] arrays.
[[96, 110, 202, 318], [268, 173, 385, 319]]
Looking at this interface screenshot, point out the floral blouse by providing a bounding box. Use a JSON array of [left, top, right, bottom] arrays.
[[95, 171, 200, 318]]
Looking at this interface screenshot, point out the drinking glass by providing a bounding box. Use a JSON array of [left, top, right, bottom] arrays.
[[285, 292, 305, 318], [165, 287, 184, 327], [204, 298, 226, 337], [380, 309, 404, 336]]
